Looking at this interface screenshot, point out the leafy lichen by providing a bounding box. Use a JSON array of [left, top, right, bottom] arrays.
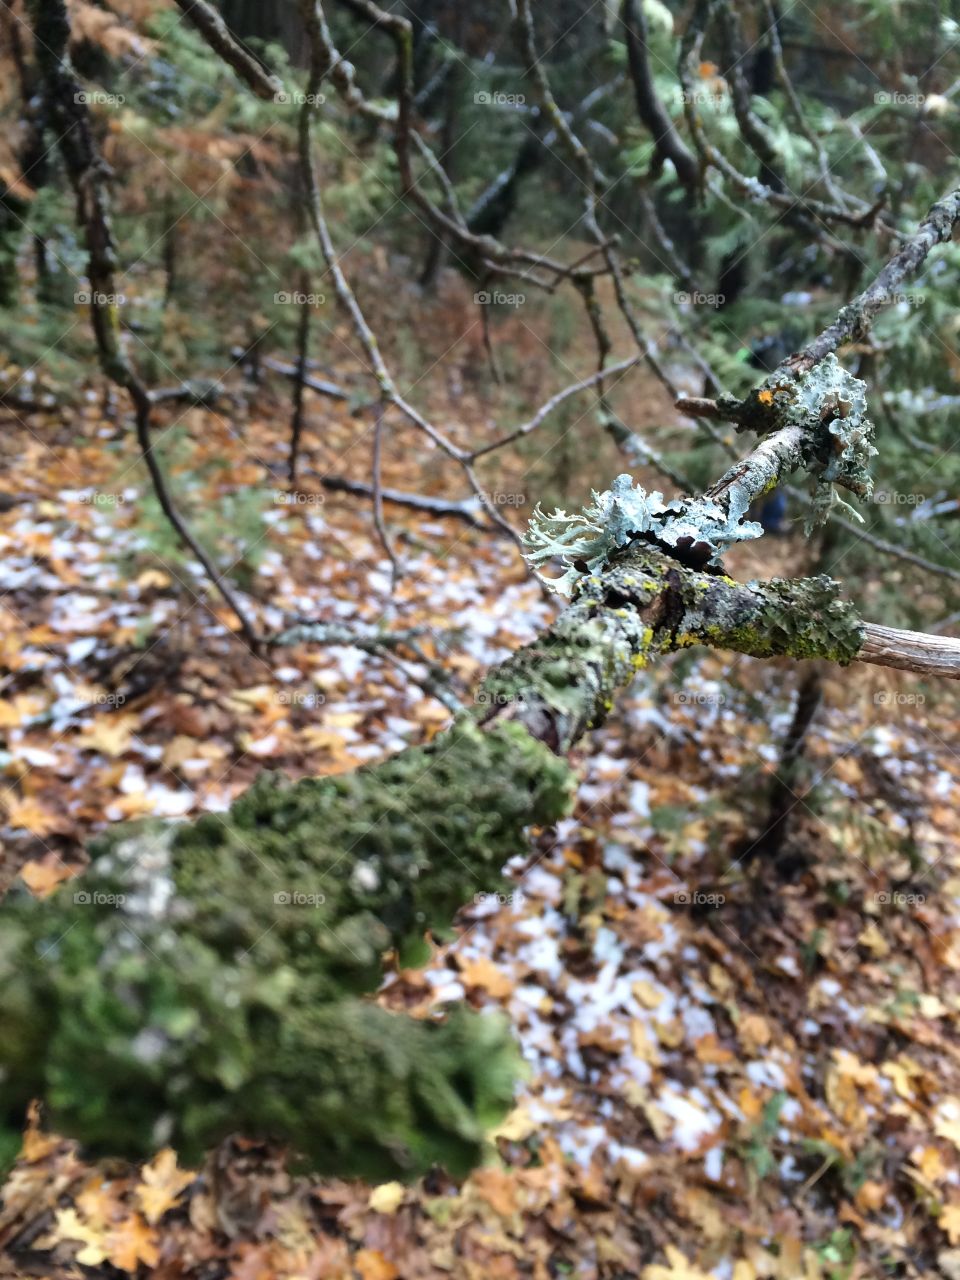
[[788, 354, 878, 527], [523, 472, 764, 595]]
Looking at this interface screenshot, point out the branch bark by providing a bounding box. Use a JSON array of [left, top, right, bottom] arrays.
[[171, 0, 284, 99]]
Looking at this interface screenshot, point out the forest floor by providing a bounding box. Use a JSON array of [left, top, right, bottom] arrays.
[[1, 277, 960, 1280]]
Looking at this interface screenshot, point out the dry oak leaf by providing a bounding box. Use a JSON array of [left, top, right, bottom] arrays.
[[78, 712, 140, 757], [136, 1147, 195, 1225], [4, 795, 68, 837], [738, 1015, 771, 1055], [942, 1202, 960, 1246], [458, 956, 515, 1000], [104, 1213, 160, 1273]]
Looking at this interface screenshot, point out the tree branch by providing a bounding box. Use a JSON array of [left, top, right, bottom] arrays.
[[171, 0, 284, 100]]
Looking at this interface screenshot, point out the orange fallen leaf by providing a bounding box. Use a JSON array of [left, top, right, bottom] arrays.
[[19, 856, 74, 898], [355, 1248, 399, 1280], [459, 955, 514, 999], [104, 1213, 159, 1272], [136, 1147, 194, 1225]]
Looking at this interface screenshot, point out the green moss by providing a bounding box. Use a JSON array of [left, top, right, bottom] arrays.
[[0, 719, 572, 1178], [696, 575, 864, 663]]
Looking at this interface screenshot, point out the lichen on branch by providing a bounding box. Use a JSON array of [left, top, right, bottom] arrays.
[[522, 472, 769, 594]]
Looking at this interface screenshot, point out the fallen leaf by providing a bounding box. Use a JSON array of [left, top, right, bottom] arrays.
[[136, 1147, 194, 1225], [355, 1247, 400, 1280]]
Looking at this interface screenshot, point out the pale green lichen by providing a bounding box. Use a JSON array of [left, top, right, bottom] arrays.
[[523, 472, 764, 595], [682, 572, 865, 664], [787, 354, 877, 527]]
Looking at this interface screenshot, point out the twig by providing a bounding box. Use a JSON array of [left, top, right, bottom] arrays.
[[467, 356, 642, 459], [371, 400, 400, 583], [288, 271, 312, 484], [311, 473, 493, 528], [171, 0, 283, 100], [29, 0, 261, 652], [620, 0, 699, 190], [788, 186, 960, 373]]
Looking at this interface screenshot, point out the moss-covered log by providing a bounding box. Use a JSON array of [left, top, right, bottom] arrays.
[[5, 529, 952, 1181], [0, 720, 573, 1176]]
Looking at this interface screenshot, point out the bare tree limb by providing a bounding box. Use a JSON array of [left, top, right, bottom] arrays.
[[620, 0, 699, 191], [171, 0, 283, 100], [29, 0, 261, 652]]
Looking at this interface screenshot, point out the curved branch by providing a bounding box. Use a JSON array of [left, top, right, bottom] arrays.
[[28, 0, 261, 652], [171, 0, 283, 100], [620, 0, 699, 191]]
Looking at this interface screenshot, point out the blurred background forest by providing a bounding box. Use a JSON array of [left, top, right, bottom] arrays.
[[1, 1, 960, 1277]]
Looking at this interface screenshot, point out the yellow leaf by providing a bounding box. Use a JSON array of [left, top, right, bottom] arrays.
[[54, 1207, 107, 1267], [941, 1202, 960, 1246], [136, 568, 171, 589], [632, 979, 663, 1008], [643, 1244, 712, 1279], [4, 796, 65, 837], [491, 1101, 539, 1143], [137, 1147, 194, 1224], [369, 1181, 405, 1215], [79, 713, 139, 757], [19, 857, 74, 899]]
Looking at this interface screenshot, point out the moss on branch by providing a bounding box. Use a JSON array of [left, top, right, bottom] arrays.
[[0, 720, 573, 1177], [481, 549, 865, 757]]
